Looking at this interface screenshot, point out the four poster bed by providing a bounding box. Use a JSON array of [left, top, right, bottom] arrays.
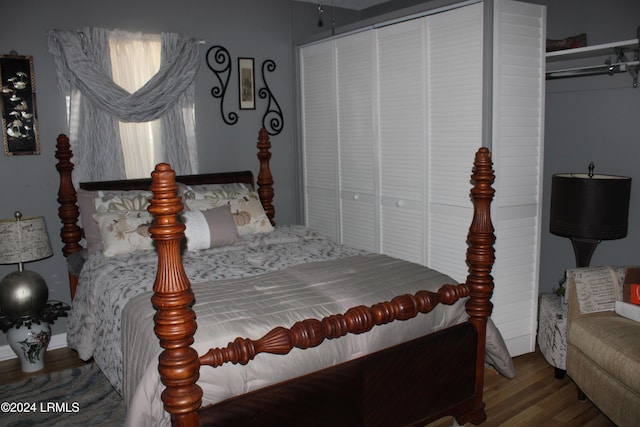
[[55, 129, 512, 427]]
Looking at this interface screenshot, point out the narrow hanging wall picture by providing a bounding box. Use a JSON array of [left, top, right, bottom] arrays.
[[238, 57, 255, 110], [1, 52, 40, 155]]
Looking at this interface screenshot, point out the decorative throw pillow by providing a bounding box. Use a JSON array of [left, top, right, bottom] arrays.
[[181, 205, 238, 251], [93, 210, 154, 257], [183, 183, 251, 201], [185, 192, 273, 236], [94, 191, 152, 214], [569, 266, 626, 314], [77, 189, 103, 254], [77, 189, 152, 254]]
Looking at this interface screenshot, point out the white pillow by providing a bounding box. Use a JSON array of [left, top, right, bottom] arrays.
[[77, 188, 103, 254], [94, 211, 154, 257], [185, 192, 273, 236], [181, 205, 238, 250], [615, 301, 640, 323]]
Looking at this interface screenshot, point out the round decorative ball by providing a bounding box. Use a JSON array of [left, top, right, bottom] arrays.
[[0, 270, 49, 318]]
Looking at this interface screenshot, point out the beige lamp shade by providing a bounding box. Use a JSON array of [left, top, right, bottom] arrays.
[[0, 213, 53, 265]]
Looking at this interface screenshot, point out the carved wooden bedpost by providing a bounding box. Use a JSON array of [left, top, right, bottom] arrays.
[[257, 127, 275, 225], [148, 164, 202, 427], [55, 134, 83, 299], [459, 147, 495, 425]]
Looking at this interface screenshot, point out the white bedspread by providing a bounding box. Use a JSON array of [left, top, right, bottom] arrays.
[[124, 253, 468, 426], [67, 226, 366, 395], [66, 225, 513, 427]]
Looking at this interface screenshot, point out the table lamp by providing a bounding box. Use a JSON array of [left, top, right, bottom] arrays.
[[550, 163, 632, 268], [0, 211, 53, 318]]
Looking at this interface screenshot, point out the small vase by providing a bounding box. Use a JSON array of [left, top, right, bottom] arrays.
[[7, 322, 51, 373]]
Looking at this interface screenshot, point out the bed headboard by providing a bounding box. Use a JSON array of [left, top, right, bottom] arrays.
[[55, 128, 275, 299], [79, 170, 255, 192]]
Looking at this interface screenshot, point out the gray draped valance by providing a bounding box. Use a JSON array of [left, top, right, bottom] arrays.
[[47, 28, 200, 181]]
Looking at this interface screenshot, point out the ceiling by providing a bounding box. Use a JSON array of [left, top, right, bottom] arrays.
[[294, 0, 391, 11]]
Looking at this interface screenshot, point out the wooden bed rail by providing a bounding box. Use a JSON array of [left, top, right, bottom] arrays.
[[198, 284, 471, 368], [146, 147, 495, 426]]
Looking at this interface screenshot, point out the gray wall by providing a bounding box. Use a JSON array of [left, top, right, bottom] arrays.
[[528, 0, 640, 293], [0, 0, 297, 345], [0, 0, 638, 349]]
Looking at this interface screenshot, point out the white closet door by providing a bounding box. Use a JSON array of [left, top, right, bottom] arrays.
[[299, 1, 546, 360], [376, 18, 427, 264], [301, 40, 339, 241], [336, 31, 377, 252], [426, 2, 484, 281], [491, 0, 545, 357]]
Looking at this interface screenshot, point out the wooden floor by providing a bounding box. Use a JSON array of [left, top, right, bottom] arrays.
[[0, 346, 89, 386], [428, 350, 616, 427], [0, 347, 615, 426]]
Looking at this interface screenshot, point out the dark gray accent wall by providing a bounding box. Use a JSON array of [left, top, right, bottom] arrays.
[[528, 0, 640, 294], [0, 0, 297, 345]]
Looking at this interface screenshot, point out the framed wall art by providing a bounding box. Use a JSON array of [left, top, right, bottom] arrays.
[[1, 52, 40, 155], [238, 57, 255, 110]]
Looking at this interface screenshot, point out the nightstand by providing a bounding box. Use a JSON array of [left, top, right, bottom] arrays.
[[537, 293, 568, 379]]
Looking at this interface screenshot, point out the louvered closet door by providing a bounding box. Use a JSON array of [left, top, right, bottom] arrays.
[[490, 0, 545, 357], [426, 2, 484, 281], [301, 40, 339, 241], [336, 31, 377, 252], [376, 18, 428, 265]]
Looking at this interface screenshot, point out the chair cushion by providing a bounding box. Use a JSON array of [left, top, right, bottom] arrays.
[[568, 313, 640, 394]]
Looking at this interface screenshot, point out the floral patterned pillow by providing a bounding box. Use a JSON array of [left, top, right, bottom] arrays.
[[184, 191, 273, 236], [94, 191, 152, 214], [78, 189, 153, 254], [183, 183, 251, 203], [93, 210, 154, 257]]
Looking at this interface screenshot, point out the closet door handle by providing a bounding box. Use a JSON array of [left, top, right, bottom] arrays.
[[353, 194, 360, 201], [396, 200, 405, 208]]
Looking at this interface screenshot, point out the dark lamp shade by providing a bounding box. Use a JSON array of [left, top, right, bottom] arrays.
[[550, 173, 631, 240]]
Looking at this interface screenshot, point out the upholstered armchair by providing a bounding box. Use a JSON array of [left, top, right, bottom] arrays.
[[565, 266, 640, 427]]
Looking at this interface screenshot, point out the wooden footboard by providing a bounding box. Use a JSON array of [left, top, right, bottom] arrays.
[[147, 147, 495, 426]]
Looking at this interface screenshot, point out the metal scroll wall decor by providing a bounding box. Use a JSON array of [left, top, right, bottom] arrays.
[[206, 45, 283, 136], [206, 45, 238, 126], [259, 59, 283, 136]]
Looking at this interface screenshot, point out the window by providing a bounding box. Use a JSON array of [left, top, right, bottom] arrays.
[[108, 31, 162, 178], [49, 27, 199, 183]]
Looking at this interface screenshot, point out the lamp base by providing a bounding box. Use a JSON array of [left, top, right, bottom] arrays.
[[0, 270, 49, 318], [570, 238, 600, 268], [7, 322, 51, 373]]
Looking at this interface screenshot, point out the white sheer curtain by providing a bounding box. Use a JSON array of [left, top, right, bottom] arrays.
[[109, 31, 162, 178], [48, 27, 200, 183]]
